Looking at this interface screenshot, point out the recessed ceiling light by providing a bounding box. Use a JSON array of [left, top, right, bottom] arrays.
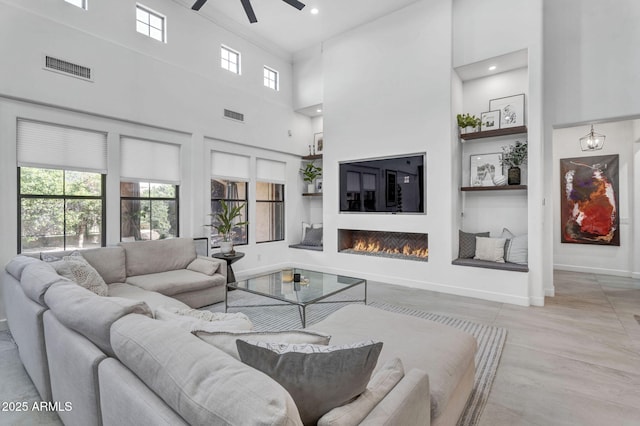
[[310, 8, 319, 15], [488, 65, 497, 71], [316, 108, 322, 113]]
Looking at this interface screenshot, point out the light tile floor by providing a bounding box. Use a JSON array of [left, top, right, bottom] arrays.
[[1, 270, 639, 425]]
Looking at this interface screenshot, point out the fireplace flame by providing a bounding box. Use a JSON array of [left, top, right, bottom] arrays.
[[352, 238, 428, 258]]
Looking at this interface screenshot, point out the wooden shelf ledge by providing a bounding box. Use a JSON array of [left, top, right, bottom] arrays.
[[302, 192, 323, 197], [460, 125, 527, 141], [461, 185, 527, 192], [302, 154, 323, 160]]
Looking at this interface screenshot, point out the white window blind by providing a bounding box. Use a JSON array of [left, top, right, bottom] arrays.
[[17, 119, 107, 173], [120, 137, 180, 184], [211, 151, 250, 180], [256, 158, 286, 183]]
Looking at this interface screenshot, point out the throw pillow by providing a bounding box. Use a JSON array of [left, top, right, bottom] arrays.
[[501, 228, 528, 265], [302, 222, 323, 241], [317, 357, 405, 426], [237, 339, 383, 426], [154, 306, 253, 333], [186, 258, 218, 276], [474, 237, 507, 263], [458, 230, 490, 259], [194, 329, 331, 360], [301, 227, 323, 246], [62, 253, 109, 296]]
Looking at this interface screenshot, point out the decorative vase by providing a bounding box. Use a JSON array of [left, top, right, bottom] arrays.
[[508, 167, 521, 185], [307, 183, 315, 193], [220, 241, 234, 255]]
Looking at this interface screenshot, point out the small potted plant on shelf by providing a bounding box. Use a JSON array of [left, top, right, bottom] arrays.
[[209, 200, 248, 255], [456, 113, 481, 134], [500, 141, 528, 185], [300, 161, 322, 193]]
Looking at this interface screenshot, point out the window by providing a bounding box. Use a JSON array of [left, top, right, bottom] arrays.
[[264, 66, 279, 90], [210, 180, 248, 247], [120, 182, 178, 241], [65, 0, 87, 9], [221, 45, 241, 74], [136, 4, 166, 42], [19, 167, 105, 253], [256, 182, 284, 243]]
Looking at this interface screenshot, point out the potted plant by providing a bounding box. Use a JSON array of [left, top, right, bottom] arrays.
[[300, 161, 322, 193], [211, 200, 248, 255], [500, 141, 528, 185], [456, 113, 481, 134]]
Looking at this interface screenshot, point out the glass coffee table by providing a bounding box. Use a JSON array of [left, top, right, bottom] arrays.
[[225, 268, 367, 328]]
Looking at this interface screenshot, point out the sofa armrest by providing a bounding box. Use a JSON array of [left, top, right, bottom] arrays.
[[196, 256, 227, 281], [360, 369, 430, 426]]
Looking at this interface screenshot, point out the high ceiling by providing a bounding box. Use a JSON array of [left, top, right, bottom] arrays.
[[173, 0, 422, 56]]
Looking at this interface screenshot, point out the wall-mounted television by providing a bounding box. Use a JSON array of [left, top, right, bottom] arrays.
[[339, 153, 425, 213]]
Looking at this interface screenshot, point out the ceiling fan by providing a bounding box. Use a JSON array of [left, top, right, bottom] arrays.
[[191, 0, 306, 24]]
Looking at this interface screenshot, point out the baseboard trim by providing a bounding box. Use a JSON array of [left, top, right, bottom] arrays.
[[544, 287, 555, 297], [0, 319, 8, 332], [554, 264, 633, 278], [633, 272, 640, 280]]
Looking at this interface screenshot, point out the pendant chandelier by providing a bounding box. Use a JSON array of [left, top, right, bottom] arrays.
[[579, 125, 605, 151]]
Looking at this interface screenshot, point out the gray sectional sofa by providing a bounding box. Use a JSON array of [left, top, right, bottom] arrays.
[[1, 238, 477, 426]]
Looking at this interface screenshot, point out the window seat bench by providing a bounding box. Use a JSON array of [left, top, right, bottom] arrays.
[[451, 258, 528, 272]]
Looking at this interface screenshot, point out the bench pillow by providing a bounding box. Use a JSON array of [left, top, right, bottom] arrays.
[[458, 230, 490, 259], [474, 237, 506, 263]]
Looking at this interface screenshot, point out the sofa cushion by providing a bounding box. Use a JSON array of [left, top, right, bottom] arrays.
[[44, 281, 153, 357], [195, 329, 331, 360], [237, 339, 382, 426], [155, 306, 253, 332], [20, 261, 71, 305], [108, 283, 190, 311], [125, 269, 225, 296], [80, 247, 126, 284], [186, 257, 219, 276], [309, 304, 477, 420], [318, 357, 405, 426], [120, 238, 197, 277], [5, 255, 41, 281], [458, 230, 490, 259], [111, 314, 303, 426], [63, 253, 109, 296]]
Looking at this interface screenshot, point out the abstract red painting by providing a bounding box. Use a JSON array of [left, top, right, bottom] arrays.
[[560, 155, 619, 245]]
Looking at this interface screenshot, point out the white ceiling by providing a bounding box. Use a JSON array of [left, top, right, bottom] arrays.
[[173, 0, 422, 57]]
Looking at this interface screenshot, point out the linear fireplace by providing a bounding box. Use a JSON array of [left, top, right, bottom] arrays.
[[338, 229, 428, 262]]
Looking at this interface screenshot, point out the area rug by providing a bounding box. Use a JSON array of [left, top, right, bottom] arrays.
[[206, 295, 506, 426]]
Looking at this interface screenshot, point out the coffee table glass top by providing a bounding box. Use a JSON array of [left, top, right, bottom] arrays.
[[229, 268, 365, 305]]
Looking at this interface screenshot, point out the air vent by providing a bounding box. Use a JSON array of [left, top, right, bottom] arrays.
[[43, 55, 92, 81], [223, 109, 245, 122]]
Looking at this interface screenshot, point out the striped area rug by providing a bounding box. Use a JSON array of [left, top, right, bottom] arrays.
[[206, 295, 506, 426]]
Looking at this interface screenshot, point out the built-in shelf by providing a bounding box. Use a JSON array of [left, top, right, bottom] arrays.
[[460, 185, 527, 192], [460, 125, 527, 141], [302, 192, 323, 197], [302, 154, 323, 160]]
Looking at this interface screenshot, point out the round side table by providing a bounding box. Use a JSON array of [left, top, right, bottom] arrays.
[[212, 252, 245, 283]]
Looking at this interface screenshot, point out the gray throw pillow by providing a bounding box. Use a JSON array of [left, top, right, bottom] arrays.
[[458, 230, 490, 258], [237, 339, 383, 426], [501, 228, 528, 265], [301, 227, 323, 246]]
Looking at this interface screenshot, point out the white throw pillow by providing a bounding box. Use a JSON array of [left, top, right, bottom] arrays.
[[501, 228, 528, 265], [195, 329, 331, 360], [474, 237, 506, 263], [62, 253, 109, 296], [155, 306, 253, 332]]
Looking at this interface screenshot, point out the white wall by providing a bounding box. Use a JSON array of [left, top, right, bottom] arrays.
[[292, 45, 323, 111], [543, 0, 640, 284], [553, 120, 637, 276]]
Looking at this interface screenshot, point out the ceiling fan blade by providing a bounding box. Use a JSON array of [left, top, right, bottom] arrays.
[[281, 0, 306, 10], [192, 0, 208, 11], [240, 0, 258, 23]]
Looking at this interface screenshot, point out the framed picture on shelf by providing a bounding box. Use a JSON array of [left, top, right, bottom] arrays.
[[315, 178, 323, 193], [480, 110, 500, 131], [489, 94, 525, 129], [313, 132, 324, 154], [469, 153, 504, 187]]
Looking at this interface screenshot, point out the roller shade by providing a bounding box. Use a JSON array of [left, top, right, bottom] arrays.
[[256, 158, 286, 183], [17, 119, 107, 173], [120, 137, 180, 184], [211, 151, 250, 180]]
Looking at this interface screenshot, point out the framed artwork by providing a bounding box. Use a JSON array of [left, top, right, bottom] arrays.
[[314, 132, 324, 154], [560, 155, 619, 245], [489, 94, 525, 128], [315, 178, 323, 193], [480, 110, 500, 131], [470, 153, 504, 187]]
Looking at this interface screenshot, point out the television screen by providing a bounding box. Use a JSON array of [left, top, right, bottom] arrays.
[[339, 154, 425, 213]]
